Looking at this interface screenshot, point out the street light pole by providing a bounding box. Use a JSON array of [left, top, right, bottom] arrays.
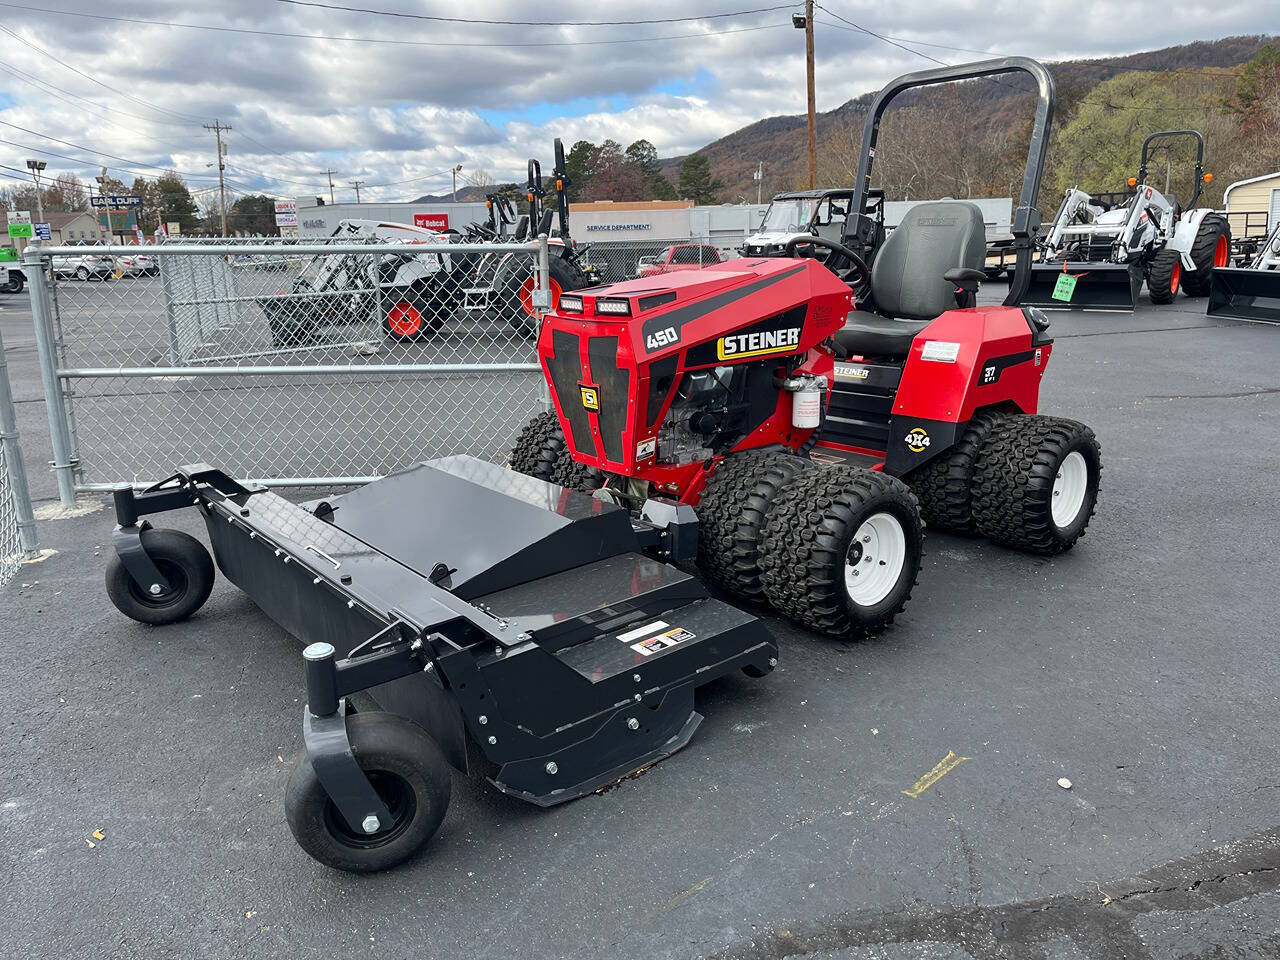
[[203, 119, 232, 237], [25, 159, 47, 223], [452, 164, 463, 203], [792, 3, 816, 189]]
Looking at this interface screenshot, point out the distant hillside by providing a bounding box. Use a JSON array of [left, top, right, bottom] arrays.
[[658, 34, 1279, 201]]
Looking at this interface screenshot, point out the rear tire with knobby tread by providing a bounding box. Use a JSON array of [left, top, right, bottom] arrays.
[[696, 449, 814, 604], [1180, 213, 1231, 297], [759, 467, 924, 638], [907, 409, 1006, 533], [971, 414, 1101, 555]]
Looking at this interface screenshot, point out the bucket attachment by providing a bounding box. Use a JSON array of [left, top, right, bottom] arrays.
[[1020, 262, 1140, 312], [1206, 267, 1280, 325]]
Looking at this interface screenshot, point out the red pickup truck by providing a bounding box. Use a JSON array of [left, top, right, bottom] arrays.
[[635, 243, 722, 277]]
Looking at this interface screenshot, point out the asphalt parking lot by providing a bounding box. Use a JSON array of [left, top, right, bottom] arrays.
[[2, 281, 1279, 959]]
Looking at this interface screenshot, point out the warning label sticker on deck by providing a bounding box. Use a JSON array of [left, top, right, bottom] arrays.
[[630, 626, 696, 657], [617, 620, 668, 643]]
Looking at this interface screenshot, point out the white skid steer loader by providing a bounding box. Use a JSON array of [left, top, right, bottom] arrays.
[[1022, 130, 1230, 311]]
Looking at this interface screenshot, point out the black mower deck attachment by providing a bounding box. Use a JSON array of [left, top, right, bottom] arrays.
[[107, 458, 777, 871], [1021, 261, 1141, 312]]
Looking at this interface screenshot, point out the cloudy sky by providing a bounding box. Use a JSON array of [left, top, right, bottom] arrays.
[[1, 1, 1277, 205]]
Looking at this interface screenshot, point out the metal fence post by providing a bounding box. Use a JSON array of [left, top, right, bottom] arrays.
[[535, 235, 552, 412], [22, 241, 78, 508], [0, 323, 38, 553]]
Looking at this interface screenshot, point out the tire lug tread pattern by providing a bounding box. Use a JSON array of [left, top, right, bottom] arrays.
[[509, 411, 602, 491], [970, 413, 1102, 555], [759, 466, 924, 638], [906, 409, 1006, 533], [696, 449, 815, 603], [1180, 213, 1231, 297]]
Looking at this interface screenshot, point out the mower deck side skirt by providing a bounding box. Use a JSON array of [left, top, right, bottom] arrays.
[[1022, 262, 1140, 312]]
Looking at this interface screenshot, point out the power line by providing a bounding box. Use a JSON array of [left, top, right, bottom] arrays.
[[2, 3, 786, 48], [0, 121, 227, 180], [814, 5, 950, 67], [0, 23, 208, 125], [812, 18, 995, 56], [271, 0, 795, 26]]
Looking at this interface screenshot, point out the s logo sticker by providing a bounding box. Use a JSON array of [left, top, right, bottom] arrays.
[[579, 385, 599, 411], [904, 427, 930, 453]]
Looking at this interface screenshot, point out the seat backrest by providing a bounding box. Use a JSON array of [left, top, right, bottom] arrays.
[[870, 201, 986, 321], [513, 215, 530, 241]]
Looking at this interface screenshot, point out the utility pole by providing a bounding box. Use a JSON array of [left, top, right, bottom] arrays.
[[203, 120, 231, 236], [350, 180, 364, 203], [25, 159, 47, 223], [95, 170, 113, 242], [326, 168, 335, 205], [753, 161, 764, 204], [452, 163, 463, 203], [804, 0, 816, 190]]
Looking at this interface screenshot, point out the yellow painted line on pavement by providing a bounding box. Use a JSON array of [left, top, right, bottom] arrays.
[[902, 750, 970, 798]]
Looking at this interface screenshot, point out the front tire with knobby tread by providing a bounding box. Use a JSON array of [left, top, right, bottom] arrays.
[[760, 467, 924, 638], [105, 528, 215, 625], [508, 411, 601, 491], [696, 449, 813, 603], [285, 712, 451, 873], [907, 409, 1006, 533], [1146, 250, 1180, 304], [971, 414, 1102, 555]]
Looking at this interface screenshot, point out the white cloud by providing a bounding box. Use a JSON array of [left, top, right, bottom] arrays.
[[1, 0, 1277, 202]]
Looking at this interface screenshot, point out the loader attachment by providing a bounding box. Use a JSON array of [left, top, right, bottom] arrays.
[[1020, 262, 1140, 312], [1206, 267, 1280, 325]]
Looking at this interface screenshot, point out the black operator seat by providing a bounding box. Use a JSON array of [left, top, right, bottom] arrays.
[[834, 200, 987, 358]]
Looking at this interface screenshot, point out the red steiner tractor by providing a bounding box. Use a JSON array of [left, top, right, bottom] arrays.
[[513, 56, 1103, 637]]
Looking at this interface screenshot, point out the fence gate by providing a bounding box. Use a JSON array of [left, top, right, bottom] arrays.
[[23, 237, 551, 498]]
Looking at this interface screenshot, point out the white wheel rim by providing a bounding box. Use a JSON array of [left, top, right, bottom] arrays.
[[843, 512, 907, 607], [1052, 451, 1088, 528]]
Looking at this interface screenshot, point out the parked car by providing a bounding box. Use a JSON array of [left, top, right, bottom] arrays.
[[635, 243, 722, 277], [51, 252, 114, 281], [1, 249, 22, 293], [115, 254, 150, 278]]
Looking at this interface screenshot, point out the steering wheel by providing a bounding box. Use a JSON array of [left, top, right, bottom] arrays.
[[784, 235, 871, 299]]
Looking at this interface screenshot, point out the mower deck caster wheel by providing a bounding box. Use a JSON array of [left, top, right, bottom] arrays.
[[286, 712, 451, 873], [105, 528, 214, 625], [971, 414, 1102, 555], [760, 466, 924, 637]]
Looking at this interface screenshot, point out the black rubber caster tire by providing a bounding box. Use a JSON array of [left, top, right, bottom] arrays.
[[105, 528, 215, 625], [760, 466, 924, 638], [285, 712, 451, 873], [908, 409, 1006, 533], [697, 449, 814, 604], [971, 414, 1102, 555]]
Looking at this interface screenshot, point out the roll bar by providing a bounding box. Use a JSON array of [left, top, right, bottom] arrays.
[[1138, 130, 1206, 208], [849, 56, 1056, 309]]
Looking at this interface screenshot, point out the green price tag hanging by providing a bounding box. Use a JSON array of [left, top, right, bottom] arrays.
[[1051, 272, 1078, 302]]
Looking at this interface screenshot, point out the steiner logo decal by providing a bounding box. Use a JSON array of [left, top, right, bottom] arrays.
[[834, 363, 870, 381], [579, 385, 599, 411], [717, 326, 801, 360], [904, 427, 931, 454]]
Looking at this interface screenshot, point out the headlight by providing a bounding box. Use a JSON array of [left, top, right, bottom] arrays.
[[557, 294, 584, 313], [594, 297, 631, 316]]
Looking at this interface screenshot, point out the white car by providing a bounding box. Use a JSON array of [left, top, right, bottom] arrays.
[[50, 252, 114, 281], [114, 254, 147, 277]]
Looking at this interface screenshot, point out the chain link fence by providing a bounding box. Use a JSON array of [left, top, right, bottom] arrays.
[[21, 232, 743, 500], [24, 235, 552, 495], [0, 321, 38, 584]]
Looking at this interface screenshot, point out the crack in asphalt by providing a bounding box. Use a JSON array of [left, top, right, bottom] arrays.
[[705, 827, 1280, 960]]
